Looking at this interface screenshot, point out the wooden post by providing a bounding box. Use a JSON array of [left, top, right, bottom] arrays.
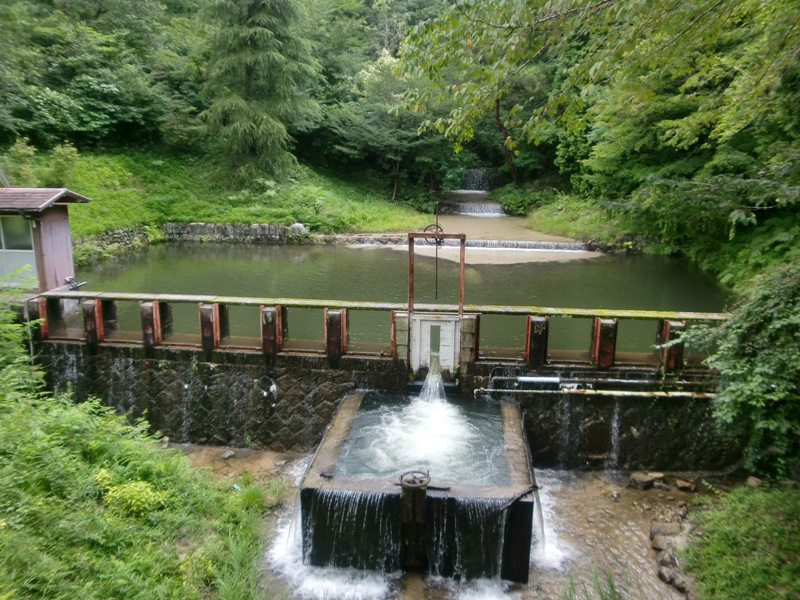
[[324, 308, 345, 367], [140, 302, 161, 348], [82, 299, 104, 346], [26, 297, 47, 341], [199, 303, 221, 352], [525, 316, 549, 369], [591, 317, 618, 368], [659, 320, 686, 372], [101, 299, 118, 335]]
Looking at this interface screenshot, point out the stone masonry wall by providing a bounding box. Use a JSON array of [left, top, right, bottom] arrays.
[[37, 342, 407, 452], [161, 222, 294, 244]]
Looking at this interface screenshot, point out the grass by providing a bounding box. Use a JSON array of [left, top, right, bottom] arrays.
[[0, 285, 284, 599], [0, 394, 285, 599], [524, 194, 632, 245], [48, 150, 428, 238], [489, 185, 633, 245], [686, 485, 800, 599]]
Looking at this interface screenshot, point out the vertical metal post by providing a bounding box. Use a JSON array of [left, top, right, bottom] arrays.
[[660, 320, 686, 372], [260, 306, 280, 358], [459, 237, 465, 317], [199, 303, 220, 352], [324, 308, 345, 367], [83, 299, 104, 346], [591, 317, 618, 368], [407, 235, 415, 316], [525, 316, 549, 369], [140, 301, 162, 349]]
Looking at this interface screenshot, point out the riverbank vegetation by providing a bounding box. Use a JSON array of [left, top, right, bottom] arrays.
[[3, 144, 426, 239], [687, 485, 800, 598], [0, 290, 282, 598]]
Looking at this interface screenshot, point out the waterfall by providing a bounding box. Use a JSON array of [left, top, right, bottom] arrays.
[[419, 355, 445, 402], [461, 168, 492, 191], [427, 497, 508, 580], [605, 398, 621, 470], [348, 237, 591, 251], [558, 397, 572, 468], [437, 191, 507, 218], [301, 488, 401, 572]]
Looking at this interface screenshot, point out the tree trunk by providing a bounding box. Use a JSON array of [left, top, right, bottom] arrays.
[[391, 160, 401, 202], [495, 98, 519, 185]]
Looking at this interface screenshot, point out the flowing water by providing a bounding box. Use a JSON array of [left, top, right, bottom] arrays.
[[438, 190, 507, 217], [334, 365, 507, 487], [77, 243, 726, 352]]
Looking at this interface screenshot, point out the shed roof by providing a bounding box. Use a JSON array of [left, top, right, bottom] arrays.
[[0, 188, 90, 214]]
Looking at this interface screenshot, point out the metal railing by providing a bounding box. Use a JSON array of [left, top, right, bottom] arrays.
[[27, 290, 729, 371]]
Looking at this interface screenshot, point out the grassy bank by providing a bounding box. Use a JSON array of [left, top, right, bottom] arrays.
[[10, 148, 428, 238], [490, 186, 633, 246], [687, 486, 800, 599], [0, 292, 284, 599]]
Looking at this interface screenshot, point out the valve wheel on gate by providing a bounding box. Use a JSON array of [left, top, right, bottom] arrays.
[[423, 223, 445, 245], [399, 469, 431, 488]]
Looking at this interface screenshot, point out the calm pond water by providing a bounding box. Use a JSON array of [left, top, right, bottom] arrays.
[[77, 243, 726, 353]]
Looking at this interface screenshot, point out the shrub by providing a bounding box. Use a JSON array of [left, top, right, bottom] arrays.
[[41, 143, 79, 187], [0, 286, 275, 599], [490, 183, 555, 215], [687, 486, 800, 598], [692, 262, 800, 476], [0, 137, 36, 186]]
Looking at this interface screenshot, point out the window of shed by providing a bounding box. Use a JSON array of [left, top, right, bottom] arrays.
[[0, 216, 37, 282]]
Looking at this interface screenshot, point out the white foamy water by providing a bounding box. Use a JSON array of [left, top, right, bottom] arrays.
[[268, 507, 399, 599], [332, 393, 506, 486], [530, 470, 575, 571]]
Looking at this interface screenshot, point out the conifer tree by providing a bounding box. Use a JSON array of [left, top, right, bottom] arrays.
[[203, 0, 319, 181]]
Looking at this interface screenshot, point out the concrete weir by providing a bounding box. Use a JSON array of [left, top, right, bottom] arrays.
[[28, 290, 735, 469], [300, 392, 535, 582]]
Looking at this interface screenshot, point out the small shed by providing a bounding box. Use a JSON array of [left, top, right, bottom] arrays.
[[0, 188, 89, 292]]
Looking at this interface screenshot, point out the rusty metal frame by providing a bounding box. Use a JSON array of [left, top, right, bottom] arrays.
[[35, 290, 730, 321], [407, 232, 466, 318]]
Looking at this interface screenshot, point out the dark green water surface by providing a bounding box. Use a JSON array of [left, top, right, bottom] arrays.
[[78, 244, 727, 352]]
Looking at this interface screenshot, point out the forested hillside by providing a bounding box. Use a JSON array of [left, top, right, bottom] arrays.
[[1, 0, 798, 475]]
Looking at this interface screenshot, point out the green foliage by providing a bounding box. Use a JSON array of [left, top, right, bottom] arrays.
[[687, 486, 800, 599], [0, 288, 276, 599], [691, 263, 800, 476], [562, 567, 621, 600], [41, 143, 80, 187], [104, 480, 169, 516], [202, 0, 321, 181], [1, 148, 426, 239], [525, 194, 632, 245], [491, 183, 558, 216], [1, 138, 37, 186]]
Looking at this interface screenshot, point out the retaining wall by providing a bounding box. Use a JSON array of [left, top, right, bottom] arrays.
[[37, 342, 407, 452]]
